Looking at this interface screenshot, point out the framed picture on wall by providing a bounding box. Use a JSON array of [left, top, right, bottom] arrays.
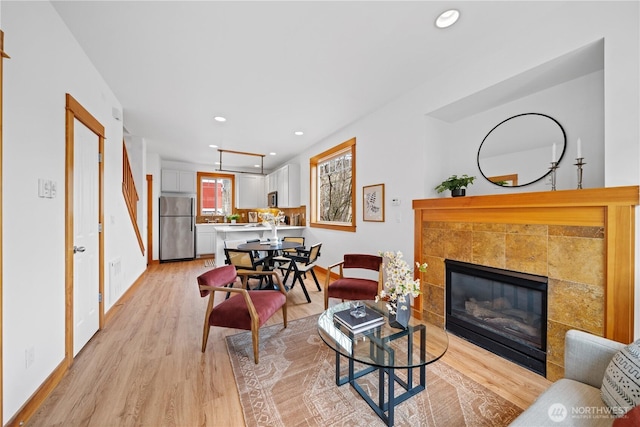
[[363, 183, 384, 222]]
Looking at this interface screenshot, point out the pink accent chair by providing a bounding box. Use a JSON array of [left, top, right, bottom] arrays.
[[197, 264, 287, 363], [324, 254, 383, 309]]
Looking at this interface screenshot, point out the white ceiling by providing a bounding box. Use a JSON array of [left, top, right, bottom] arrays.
[[51, 0, 572, 172]]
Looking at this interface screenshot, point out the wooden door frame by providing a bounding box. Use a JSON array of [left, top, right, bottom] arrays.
[[146, 174, 155, 265], [65, 94, 105, 366]]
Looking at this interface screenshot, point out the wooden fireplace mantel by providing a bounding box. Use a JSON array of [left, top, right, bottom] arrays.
[[413, 186, 639, 343]]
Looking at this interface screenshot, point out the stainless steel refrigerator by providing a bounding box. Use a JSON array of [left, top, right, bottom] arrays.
[[160, 196, 195, 261]]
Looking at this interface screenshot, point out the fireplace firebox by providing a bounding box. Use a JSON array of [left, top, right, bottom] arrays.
[[445, 260, 548, 376]]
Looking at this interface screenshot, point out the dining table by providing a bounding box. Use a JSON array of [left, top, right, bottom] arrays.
[[236, 240, 302, 277]]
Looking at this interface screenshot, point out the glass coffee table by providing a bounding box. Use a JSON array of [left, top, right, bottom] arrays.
[[317, 301, 448, 426]]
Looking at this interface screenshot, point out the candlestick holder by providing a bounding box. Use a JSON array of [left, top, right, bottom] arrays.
[[575, 157, 586, 189], [549, 161, 559, 191]]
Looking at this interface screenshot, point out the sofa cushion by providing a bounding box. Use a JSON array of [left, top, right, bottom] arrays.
[[565, 329, 626, 388], [510, 378, 615, 426], [601, 339, 640, 416]]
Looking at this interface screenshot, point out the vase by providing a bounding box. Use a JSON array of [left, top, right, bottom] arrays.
[[388, 298, 410, 329], [451, 188, 466, 197], [271, 225, 278, 241]]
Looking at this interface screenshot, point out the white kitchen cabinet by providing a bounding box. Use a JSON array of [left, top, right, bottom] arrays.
[[196, 225, 216, 257], [268, 164, 299, 207], [267, 169, 279, 193], [162, 169, 196, 193], [237, 174, 266, 208]]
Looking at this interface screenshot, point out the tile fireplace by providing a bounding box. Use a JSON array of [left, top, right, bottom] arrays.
[[412, 186, 638, 380], [445, 259, 547, 375]]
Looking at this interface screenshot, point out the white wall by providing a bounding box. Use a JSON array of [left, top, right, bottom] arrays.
[[293, 1, 639, 330], [297, 88, 449, 270], [2, 1, 146, 422], [443, 70, 605, 195]]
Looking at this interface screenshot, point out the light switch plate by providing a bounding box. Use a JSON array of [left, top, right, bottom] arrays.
[[38, 179, 51, 197]]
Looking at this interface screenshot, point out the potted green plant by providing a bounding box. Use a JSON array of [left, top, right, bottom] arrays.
[[227, 213, 241, 223], [435, 174, 476, 197]]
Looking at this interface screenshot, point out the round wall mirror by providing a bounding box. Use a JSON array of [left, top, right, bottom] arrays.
[[477, 113, 566, 187]]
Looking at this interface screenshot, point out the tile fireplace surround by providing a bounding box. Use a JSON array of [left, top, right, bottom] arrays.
[[412, 186, 638, 381]]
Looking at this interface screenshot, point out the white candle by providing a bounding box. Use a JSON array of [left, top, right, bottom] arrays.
[[552, 143, 557, 162], [577, 137, 582, 158]]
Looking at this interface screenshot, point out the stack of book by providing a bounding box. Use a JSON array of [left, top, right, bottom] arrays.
[[333, 306, 385, 334]]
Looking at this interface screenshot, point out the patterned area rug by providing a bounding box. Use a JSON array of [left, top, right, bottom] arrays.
[[226, 315, 522, 427], [204, 258, 215, 268]]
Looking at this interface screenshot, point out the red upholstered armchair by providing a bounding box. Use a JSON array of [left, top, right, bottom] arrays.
[[197, 264, 287, 363], [324, 254, 383, 309]]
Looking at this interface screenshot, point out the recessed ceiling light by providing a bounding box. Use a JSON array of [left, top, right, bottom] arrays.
[[435, 9, 460, 29], [270, 152, 277, 156], [294, 131, 304, 136], [254, 164, 260, 168], [209, 144, 218, 148], [214, 116, 226, 122]]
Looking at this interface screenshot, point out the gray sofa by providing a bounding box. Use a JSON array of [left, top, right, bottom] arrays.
[[510, 329, 625, 427]]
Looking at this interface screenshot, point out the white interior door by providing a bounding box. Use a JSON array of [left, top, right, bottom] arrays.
[[73, 119, 100, 356]]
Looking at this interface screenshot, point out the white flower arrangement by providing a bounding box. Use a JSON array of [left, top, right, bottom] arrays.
[[258, 210, 285, 227], [376, 251, 428, 314]]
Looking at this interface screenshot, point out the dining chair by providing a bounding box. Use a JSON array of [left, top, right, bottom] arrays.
[[282, 242, 322, 303], [324, 253, 383, 309], [272, 236, 306, 274], [224, 248, 269, 289], [197, 264, 287, 364], [223, 239, 248, 264]]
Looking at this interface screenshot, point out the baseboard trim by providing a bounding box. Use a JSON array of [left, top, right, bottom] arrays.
[[5, 359, 67, 427], [314, 265, 339, 281]]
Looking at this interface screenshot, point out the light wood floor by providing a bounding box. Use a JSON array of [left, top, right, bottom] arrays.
[[27, 260, 551, 426]]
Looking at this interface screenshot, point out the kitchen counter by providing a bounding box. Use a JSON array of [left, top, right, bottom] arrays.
[[196, 223, 305, 232], [195, 224, 306, 264]]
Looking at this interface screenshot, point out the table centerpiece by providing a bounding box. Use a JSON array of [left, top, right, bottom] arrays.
[[258, 209, 285, 241], [377, 250, 428, 329]]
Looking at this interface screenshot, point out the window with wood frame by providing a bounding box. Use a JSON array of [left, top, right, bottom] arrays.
[[309, 137, 356, 232], [196, 172, 235, 217]]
